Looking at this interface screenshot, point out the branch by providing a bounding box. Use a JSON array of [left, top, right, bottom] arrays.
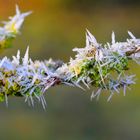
[[0, 6, 140, 108]]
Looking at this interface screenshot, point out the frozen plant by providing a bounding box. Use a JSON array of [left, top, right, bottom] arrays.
[[0, 6, 140, 108], [0, 5, 31, 49]]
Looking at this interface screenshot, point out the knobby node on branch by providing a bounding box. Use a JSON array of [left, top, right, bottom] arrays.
[[0, 6, 140, 108]]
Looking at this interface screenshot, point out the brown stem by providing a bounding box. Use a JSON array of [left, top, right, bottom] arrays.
[[126, 46, 140, 56]]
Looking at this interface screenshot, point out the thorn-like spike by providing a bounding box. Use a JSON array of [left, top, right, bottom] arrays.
[[23, 46, 29, 65], [112, 31, 115, 44], [16, 4, 32, 18], [16, 4, 20, 15], [86, 29, 90, 47], [128, 31, 136, 39], [86, 29, 98, 47], [22, 11, 32, 18], [17, 50, 20, 60], [0, 57, 7, 68]]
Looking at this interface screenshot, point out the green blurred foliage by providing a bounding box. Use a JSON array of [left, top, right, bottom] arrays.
[[0, 0, 140, 140]]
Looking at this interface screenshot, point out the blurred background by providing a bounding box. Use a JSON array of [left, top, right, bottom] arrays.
[[0, 0, 140, 140]]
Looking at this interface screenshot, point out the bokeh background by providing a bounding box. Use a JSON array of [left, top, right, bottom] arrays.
[[0, 0, 140, 140]]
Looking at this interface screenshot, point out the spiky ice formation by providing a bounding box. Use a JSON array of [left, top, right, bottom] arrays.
[[0, 5, 31, 49], [0, 6, 140, 108], [0, 30, 140, 108]]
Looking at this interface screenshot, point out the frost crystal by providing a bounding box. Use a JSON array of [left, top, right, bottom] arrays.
[[4, 5, 32, 34], [0, 5, 31, 49], [0, 6, 140, 108]]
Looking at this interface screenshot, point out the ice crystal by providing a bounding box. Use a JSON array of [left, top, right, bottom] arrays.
[[0, 5, 31, 49], [0, 6, 140, 108]]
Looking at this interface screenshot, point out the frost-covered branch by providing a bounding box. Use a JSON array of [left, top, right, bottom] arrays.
[[0, 6, 140, 108], [0, 5, 31, 49]]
